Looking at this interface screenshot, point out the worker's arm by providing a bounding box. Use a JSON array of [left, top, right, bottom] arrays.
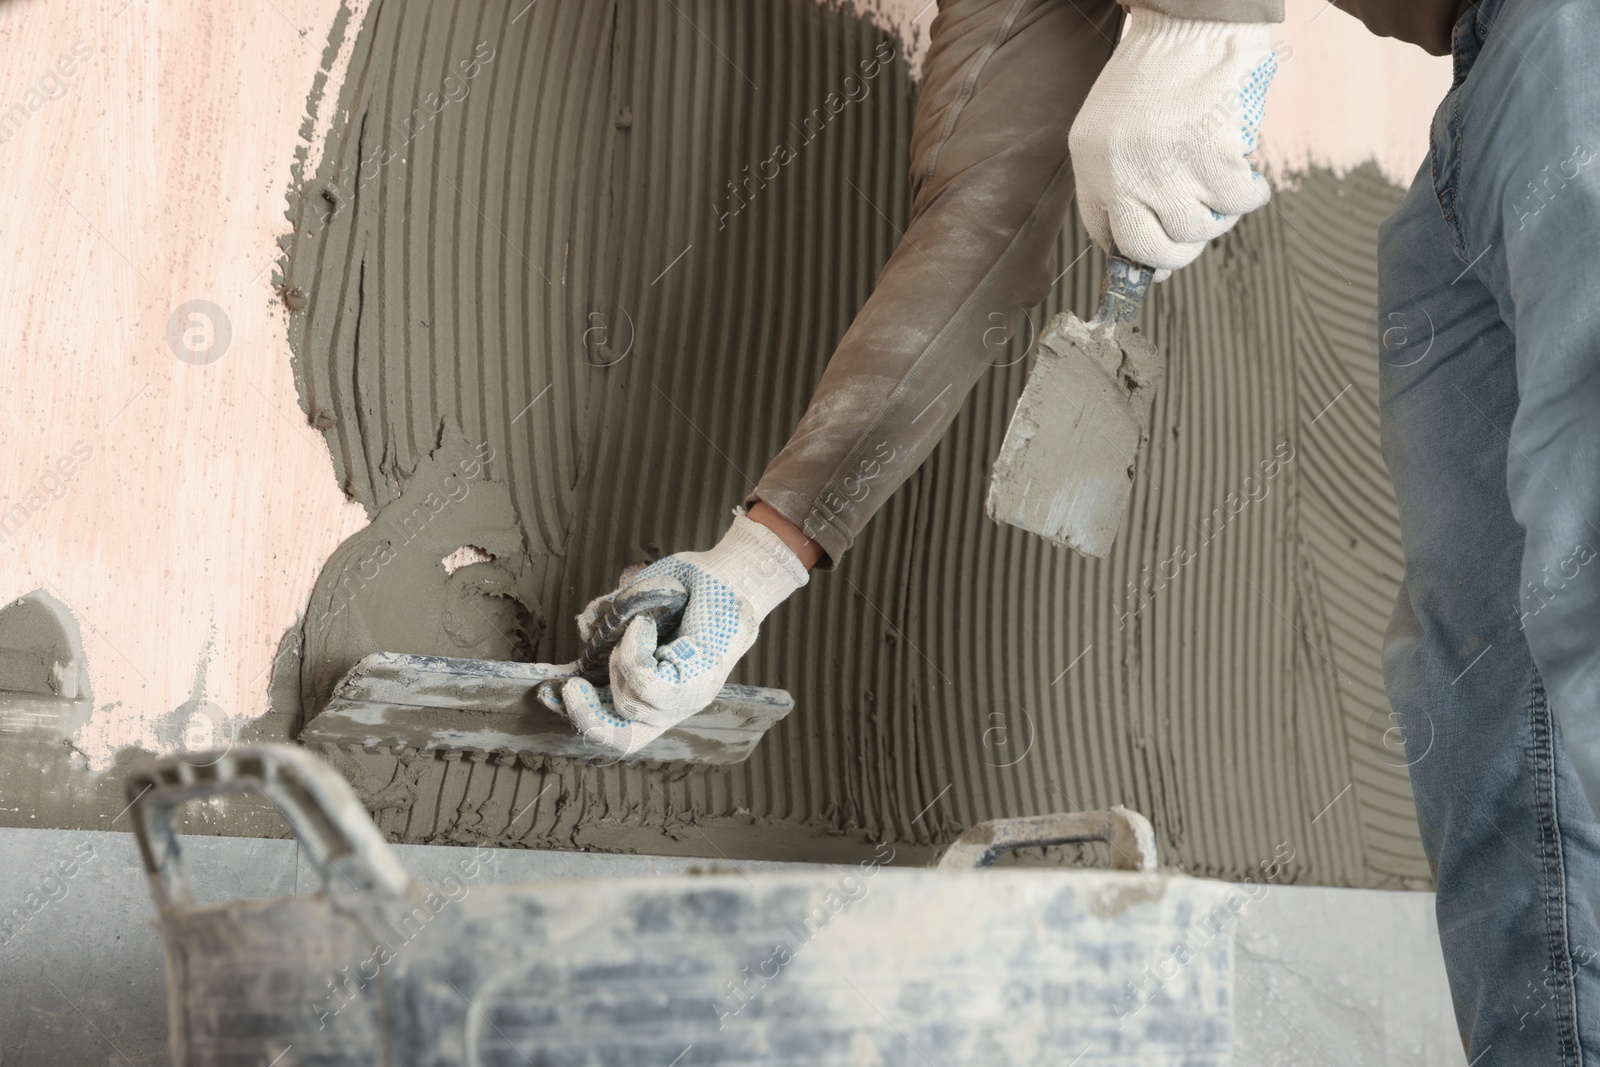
[[1068, 3, 1284, 275], [552, 0, 1128, 753]]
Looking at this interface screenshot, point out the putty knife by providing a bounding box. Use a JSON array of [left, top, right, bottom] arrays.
[[301, 586, 793, 766], [986, 253, 1162, 557]]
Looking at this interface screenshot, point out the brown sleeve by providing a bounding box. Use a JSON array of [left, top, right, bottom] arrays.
[[748, 0, 1123, 567]]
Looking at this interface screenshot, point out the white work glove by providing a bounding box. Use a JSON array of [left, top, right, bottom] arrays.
[[541, 513, 809, 756], [1068, 10, 1279, 277]]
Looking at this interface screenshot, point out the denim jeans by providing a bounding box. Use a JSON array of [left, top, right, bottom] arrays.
[[1379, 0, 1600, 1059]]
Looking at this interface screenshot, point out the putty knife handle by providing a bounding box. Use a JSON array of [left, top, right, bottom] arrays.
[[574, 582, 689, 683], [1089, 251, 1155, 326]]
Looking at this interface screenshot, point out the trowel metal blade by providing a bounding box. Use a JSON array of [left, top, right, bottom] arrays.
[[302, 652, 793, 766], [986, 309, 1165, 558]]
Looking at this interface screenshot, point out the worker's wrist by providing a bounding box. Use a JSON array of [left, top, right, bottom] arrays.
[[717, 513, 811, 619], [747, 501, 825, 571]]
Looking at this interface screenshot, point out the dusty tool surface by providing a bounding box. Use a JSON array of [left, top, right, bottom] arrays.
[[988, 255, 1163, 557], [304, 652, 793, 765], [133, 747, 1235, 1066], [306, 585, 793, 766]]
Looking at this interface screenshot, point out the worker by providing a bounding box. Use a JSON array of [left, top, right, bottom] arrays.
[[541, 0, 1600, 1059]]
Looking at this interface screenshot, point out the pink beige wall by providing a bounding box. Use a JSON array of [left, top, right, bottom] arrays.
[[0, 0, 371, 766]]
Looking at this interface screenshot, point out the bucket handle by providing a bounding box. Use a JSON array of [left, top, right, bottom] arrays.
[[125, 744, 412, 910], [929, 806, 1158, 872]]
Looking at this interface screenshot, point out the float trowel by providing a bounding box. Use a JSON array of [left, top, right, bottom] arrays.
[[301, 585, 793, 766], [987, 253, 1163, 557]]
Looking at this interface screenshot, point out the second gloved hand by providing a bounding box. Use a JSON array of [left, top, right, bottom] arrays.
[[541, 513, 809, 756], [1068, 10, 1280, 276]]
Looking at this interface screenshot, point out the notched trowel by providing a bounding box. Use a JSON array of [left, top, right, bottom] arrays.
[[301, 585, 793, 766], [987, 253, 1163, 557]]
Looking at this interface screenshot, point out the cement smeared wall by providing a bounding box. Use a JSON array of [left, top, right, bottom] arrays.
[[280, 0, 1427, 886]]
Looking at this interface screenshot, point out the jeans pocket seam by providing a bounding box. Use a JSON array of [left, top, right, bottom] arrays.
[[1430, 89, 1472, 264], [1528, 677, 1584, 1064]]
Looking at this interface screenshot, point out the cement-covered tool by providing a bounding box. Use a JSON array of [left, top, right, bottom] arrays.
[[132, 745, 1235, 1066], [301, 585, 793, 766], [987, 253, 1163, 557]]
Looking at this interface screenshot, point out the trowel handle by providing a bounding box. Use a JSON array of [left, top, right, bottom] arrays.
[[1089, 252, 1156, 326], [574, 583, 690, 683], [126, 745, 412, 911]]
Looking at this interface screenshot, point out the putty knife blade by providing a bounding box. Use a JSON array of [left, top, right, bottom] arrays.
[[987, 308, 1164, 557]]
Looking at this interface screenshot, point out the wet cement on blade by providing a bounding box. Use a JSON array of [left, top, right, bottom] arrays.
[[273, 0, 1427, 885]]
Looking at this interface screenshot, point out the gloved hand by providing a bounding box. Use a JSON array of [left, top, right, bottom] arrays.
[[1068, 10, 1280, 277], [541, 512, 809, 756]]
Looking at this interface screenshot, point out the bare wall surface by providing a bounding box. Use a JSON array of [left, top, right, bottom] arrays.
[[0, 0, 372, 764], [274, 0, 1428, 887], [0, 0, 372, 828]]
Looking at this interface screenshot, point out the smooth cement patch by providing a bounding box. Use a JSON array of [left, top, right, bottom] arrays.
[[279, 0, 1425, 887]]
